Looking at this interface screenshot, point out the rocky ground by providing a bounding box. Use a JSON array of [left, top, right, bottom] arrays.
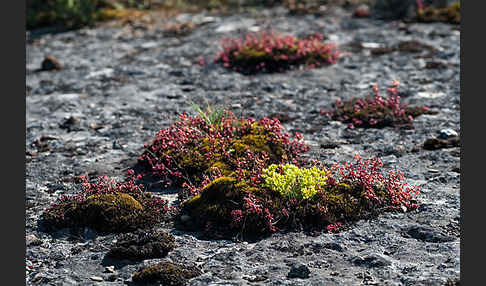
[[26, 4, 460, 286]]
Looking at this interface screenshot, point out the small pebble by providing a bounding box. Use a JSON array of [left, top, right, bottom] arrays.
[[41, 56, 63, 71], [104, 266, 115, 273], [90, 276, 103, 282], [353, 4, 370, 18], [288, 263, 311, 279], [26, 234, 37, 245], [439, 128, 459, 139], [361, 42, 381, 49]]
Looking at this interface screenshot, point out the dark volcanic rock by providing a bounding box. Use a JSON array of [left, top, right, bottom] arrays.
[[40, 56, 63, 71], [424, 137, 460, 150], [351, 254, 392, 268], [288, 263, 311, 279], [403, 225, 455, 243]]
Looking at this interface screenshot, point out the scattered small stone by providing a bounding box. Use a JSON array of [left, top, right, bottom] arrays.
[[370, 47, 395, 56], [416, 92, 445, 99], [41, 56, 63, 71], [104, 266, 116, 273], [243, 274, 267, 282], [26, 234, 37, 245], [439, 129, 459, 139], [288, 263, 310, 279], [163, 22, 195, 37], [106, 274, 118, 282], [404, 225, 455, 243], [59, 116, 81, 132], [323, 242, 344, 252], [444, 277, 460, 286], [320, 140, 340, 149], [269, 113, 295, 123], [351, 254, 391, 268], [361, 42, 381, 49], [423, 137, 460, 150], [90, 276, 103, 282], [140, 42, 158, 49], [86, 68, 114, 79], [425, 61, 448, 69], [397, 40, 436, 54], [353, 5, 370, 18]]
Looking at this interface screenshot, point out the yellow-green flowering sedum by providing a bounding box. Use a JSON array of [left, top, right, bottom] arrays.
[[262, 164, 329, 200]]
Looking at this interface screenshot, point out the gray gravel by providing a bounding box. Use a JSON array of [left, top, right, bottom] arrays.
[[26, 5, 460, 286]]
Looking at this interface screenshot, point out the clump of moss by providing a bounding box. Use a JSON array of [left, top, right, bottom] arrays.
[[132, 261, 202, 286], [322, 81, 436, 129], [417, 1, 460, 24], [179, 156, 420, 240], [138, 108, 309, 197], [215, 31, 339, 74], [107, 230, 175, 260], [40, 173, 172, 234]]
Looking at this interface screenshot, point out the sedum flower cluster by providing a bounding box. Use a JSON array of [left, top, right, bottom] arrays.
[[262, 164, 328, 200]]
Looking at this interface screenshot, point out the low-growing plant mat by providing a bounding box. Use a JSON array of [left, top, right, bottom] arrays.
[[215, 31, 340, 74], [40, 174, 173, 234], [138, 109, 309, 197], [322, 82, 437, 129], [179, 156, 420, 240]]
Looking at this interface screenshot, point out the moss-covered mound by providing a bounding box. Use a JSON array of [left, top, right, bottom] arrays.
[[40, 174, 171, 234], [417, 1, 460, 24], [132, 261, 202, 286], [107, 230, 176, 260], [179, 157, 421, 240], [139, 109, 309, 197], [323, 82, 436, 129], [180, 176, 278, 237], [215, 31, 339, 74]]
